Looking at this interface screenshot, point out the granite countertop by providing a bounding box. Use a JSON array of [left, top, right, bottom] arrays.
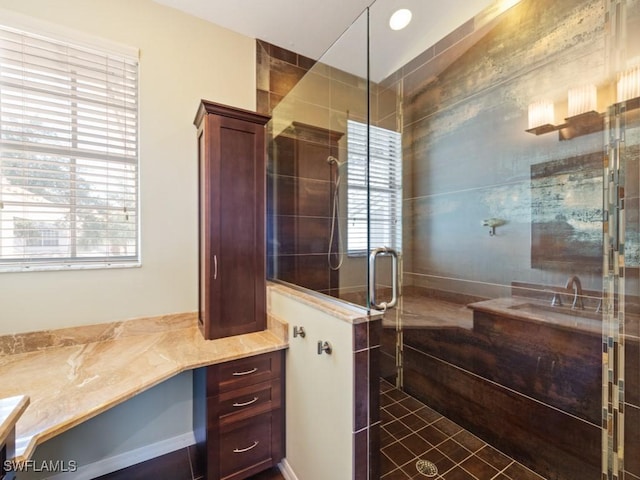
[[468, 297, 605, 335], [268, 282, 380, 324], [0, 312, 288, 462], [0, 395, 29, 448]]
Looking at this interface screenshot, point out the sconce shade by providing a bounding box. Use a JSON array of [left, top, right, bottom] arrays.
[[568, 84, 597, 117], [618, 65, 640, 103], [528, 100, 554, 130]]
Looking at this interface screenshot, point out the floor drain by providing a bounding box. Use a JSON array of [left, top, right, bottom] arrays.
[[416, 459, 438, 477]]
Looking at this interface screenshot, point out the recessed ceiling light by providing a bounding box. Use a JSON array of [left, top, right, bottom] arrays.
[[389, 8, 412, 31]]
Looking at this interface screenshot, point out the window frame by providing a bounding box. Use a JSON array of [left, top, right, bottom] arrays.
[[346, 119, 402, 256], [0, 20, 140, 272]]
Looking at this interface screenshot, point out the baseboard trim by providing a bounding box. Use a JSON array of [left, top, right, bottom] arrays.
[[278, 458, 299, 480], [48, 431, 196, 480]]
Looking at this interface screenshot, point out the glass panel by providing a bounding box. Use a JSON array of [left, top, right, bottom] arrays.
[[267, 0, 639, 478], [267, 9, 370, 308], [367, 0, 630, 479]]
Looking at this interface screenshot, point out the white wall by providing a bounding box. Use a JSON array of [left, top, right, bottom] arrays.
[[269, 289, 354, 480], [0, 0, 256, 334]]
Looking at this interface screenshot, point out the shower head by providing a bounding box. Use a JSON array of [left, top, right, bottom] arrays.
[[327, 156, 344, 168]]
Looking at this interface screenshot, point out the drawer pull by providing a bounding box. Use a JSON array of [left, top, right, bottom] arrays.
[[232, 367, 258, 376], [233, 441, 259, 453], [233, 396, 259, 408]]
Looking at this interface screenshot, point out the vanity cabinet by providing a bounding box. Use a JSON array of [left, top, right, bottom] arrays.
[[194, 100, 270, 340], [193, 351, 284, 480]]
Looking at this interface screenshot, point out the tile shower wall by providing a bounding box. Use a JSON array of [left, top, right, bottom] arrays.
[[256, 1, 640, 478], [256, 40, 317, 117], [269, 123, 343, 294], [258, 42, 381, 479], [373, 0, 640, 479], [259, 39, 374, 298]]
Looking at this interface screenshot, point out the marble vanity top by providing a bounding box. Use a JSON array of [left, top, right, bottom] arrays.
[[468, 297, 605, 335], [0, 312, 288, 462], [0, 395, 29, 447]]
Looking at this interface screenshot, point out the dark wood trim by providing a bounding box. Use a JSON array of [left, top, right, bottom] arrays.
[[194, 100, 270, 128]]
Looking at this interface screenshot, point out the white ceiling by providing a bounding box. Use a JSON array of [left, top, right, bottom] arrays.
[[153, 0, 497, 81]]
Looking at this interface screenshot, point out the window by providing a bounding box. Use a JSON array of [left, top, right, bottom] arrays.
[[0, 24, 139, 271], [347, 120, 402, 255]]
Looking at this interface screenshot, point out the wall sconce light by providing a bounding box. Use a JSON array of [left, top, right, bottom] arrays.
[[527, 100, 555, 133], [526, 85, 603, 140], [568, 84, 597, 117], [527, 70, 640, 140]]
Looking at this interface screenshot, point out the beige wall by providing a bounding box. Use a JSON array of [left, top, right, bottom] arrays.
[[0, 0, 256, 334], [268, 288, 354, 480]]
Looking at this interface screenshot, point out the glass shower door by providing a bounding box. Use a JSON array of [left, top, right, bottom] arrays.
[[266, 0, 640, 477], [265, 1, 407, 387]]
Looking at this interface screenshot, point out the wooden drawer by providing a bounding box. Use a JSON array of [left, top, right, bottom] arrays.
[[209, 379, 281, 427], [195, 350, 285, 480], [207, 351, 282, 396], [217, 412, 278, 480]]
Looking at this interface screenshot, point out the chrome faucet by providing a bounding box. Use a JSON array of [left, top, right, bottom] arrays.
[[565, 275, 584, 310], [551, 290, 563, 307]]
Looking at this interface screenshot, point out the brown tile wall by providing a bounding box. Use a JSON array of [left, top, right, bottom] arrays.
[[353, 318, 382, 480], [256, 40, 316, 116], [259, 39, 372, 298], [257, 40, 380, 479], [268, 122, 343, 295], [400, 306, 603, 479]]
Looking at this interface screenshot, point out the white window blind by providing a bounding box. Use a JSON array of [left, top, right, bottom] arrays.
[[347, 120, 402, 255], [0, 25, 139, 271]]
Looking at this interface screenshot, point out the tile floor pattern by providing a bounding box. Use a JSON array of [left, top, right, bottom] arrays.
[[92, 445, 285, 480], [96, 379, 549, 480], [380, 379, 547, 480]]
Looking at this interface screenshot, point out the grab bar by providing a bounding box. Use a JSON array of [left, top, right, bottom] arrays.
[[369, 247, 399, 311]]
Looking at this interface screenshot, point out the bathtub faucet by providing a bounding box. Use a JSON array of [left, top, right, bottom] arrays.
[[565, 275, 584, 310]]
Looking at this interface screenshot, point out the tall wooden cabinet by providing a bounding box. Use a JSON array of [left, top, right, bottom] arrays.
[[194, 100, 270, 339]]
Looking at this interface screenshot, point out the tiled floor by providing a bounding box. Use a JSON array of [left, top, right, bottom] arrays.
[[95, 380, 548, 480], [92, 445, 285, 480], [380, 379, 546, 480]]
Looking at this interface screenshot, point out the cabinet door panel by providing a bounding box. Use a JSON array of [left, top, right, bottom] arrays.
[[217, 123, 260, 333]]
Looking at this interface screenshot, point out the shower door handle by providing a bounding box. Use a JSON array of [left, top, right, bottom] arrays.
[[369, 247, 399, 311]]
